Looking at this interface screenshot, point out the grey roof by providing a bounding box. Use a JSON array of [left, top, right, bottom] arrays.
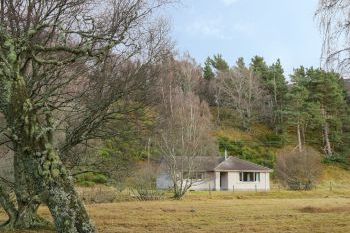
[[215, 157, 272, 172], [158, 156, 225, 172], [159, 156, 272, 173], [192, 156, 225, 171]]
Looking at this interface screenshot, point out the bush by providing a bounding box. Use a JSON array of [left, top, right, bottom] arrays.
[[323, 154, 350, 169], [276, 147, 322, 190], [128, 164, 165, 201], [76, 172, 108, 186], [258, 133, 286, 148]]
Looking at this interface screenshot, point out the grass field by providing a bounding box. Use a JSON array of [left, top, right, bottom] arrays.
[[1, 166, 350, 233], [1, 189, 350, 233]]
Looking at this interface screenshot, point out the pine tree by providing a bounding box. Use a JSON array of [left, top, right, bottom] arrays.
[[250, 56, 288, 133], [203, 57, 215, 80], [250, 56, 269, 79], [306, 68, 348, 157], [286, 67, 322, 152], [268, 59, 288, 133], [211, 54, 229, 72]]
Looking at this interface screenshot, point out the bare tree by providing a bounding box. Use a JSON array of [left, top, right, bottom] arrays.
[[316, 0, 350, 73], [276, 147, 323, 190], [158, 57, 216, 199], [217, 59, 268, 130], [0, 0, 172, 232]]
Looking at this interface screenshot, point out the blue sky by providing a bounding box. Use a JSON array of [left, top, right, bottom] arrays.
[[166, 0, 321, 76]]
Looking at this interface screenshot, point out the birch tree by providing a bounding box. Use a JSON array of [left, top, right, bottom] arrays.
[[218, 58, 267, 130], [158, 57, 215, 199]]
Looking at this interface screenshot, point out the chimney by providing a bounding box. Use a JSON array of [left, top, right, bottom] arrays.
[[224, 149, 228, 160]]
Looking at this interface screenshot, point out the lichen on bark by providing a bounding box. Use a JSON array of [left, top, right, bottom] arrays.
[[0, 39, 96, 231]]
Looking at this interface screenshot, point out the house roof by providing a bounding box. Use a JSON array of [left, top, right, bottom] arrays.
[[214, 157, 272, 172], [192, 156, 225, 171], [158, 156, 225, 172], [158, 156, 272, 173]]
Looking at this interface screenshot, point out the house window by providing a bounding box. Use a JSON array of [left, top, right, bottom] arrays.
[[197, 172, 205, 179], [255, 172, 260, 182], [183, 172, 205, 180], [239, 172, 260, 182]]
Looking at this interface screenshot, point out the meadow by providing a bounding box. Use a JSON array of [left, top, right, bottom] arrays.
[[1, 188, 350, 233], [1, 166, 350, 233]]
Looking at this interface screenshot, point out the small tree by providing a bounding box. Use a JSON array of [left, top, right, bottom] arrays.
[[276, 147, 323, 190], [158, 57, 216, 199], [128, 163, 164, 201]]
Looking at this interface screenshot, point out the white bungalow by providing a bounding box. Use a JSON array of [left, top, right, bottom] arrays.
[[156, 156, 273, 191]]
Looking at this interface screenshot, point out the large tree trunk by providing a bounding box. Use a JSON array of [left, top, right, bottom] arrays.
[[0, 183, 18, 229], [13, 152, 52, 229], [6, 76, 96, 233], [0, 180, 48, 230], [0, 151, 52, 230]]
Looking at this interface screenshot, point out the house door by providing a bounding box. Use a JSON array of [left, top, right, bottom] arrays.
[[220, 172, 228, 190]]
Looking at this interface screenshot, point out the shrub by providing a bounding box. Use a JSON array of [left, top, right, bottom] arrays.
[[76, 172, 108, 186], [128, 164, 165, 201], [258, 133, 286, 148], [323, 153, 350, 169], [276, 147, 322, 190]]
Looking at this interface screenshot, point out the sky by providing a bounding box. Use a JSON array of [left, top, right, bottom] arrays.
[[166, 0, 322, 76]]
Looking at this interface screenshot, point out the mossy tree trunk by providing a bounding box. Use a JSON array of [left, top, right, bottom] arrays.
[[10, 152, 52, 229], [3, 72, 96, 232], [0, 182, 18, 229], [0, 180, 49, 230]]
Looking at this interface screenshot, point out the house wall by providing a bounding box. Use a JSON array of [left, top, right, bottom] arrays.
[[156, 173, 173, 190], [156, 171, 271, 191], [228, 172, 270, 191], [190, 172, 216, 191], [156, 172, 216, 191], [215, 172, 220, 190]]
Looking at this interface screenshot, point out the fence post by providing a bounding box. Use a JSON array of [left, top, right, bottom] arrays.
[[330, 181, 333, 192], [232, 185, 234, 192], [255, 184, 257, 193], [209, 183, 212, 198]]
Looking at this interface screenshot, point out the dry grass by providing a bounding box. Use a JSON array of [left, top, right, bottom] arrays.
[[1, 167, 350, 232], [1, 189, 350, 233]]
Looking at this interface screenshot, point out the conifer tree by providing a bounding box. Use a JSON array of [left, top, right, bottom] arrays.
[[203, 57, 215, 80]]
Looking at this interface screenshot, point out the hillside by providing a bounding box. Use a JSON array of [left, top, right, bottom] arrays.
[[212, 104, 350, 186]]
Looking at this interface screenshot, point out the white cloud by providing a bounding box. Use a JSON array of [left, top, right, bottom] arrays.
[[185, 17, 255, 40], [186, 18, 233, 40], [221, 0, 239, 6]]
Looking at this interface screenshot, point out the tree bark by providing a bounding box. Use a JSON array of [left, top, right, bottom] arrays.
[[0, 151, 53, 230], [0, 183, 18, 229], [13, 152, 52, 229], [323, 121, 333, 157], [7, 75, 96, 233], [297, 122, 303, 152], [321, 108, 333, 157]]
